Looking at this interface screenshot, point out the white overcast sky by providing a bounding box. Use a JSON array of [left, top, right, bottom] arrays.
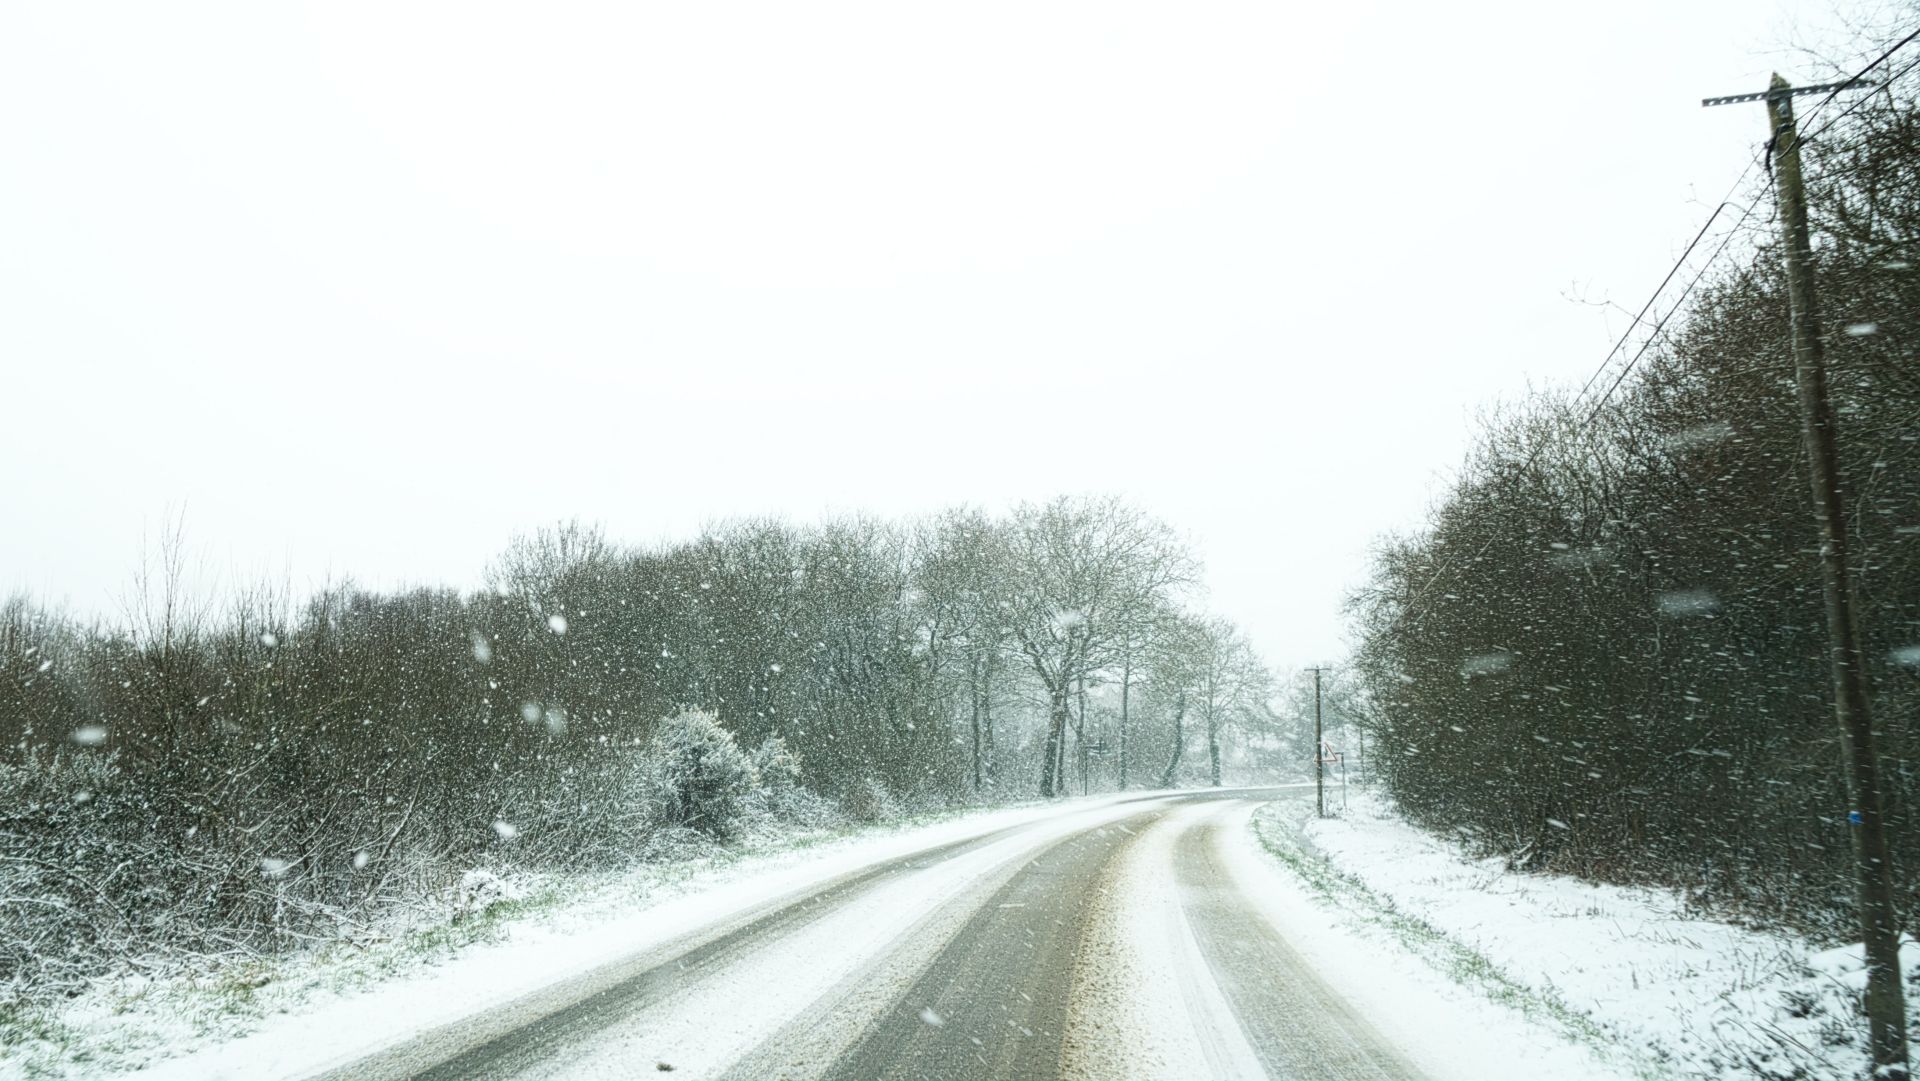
[[0, 0, 1886, 667]]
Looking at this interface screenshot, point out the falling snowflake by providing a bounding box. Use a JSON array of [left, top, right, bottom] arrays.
[[1657, 590, 1720, 618], [1459, 652, 1512, 678], [1665, 420, 1735, 451]]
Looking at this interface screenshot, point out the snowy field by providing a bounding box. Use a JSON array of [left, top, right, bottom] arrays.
[[1256, 788, 1920, 1081]]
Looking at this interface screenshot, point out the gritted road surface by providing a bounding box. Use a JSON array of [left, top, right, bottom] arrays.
[[310, 790, 1424, 1081]]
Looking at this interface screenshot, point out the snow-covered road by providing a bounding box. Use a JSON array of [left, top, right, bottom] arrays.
[[117, 788, 1621, 1081], [284, 790, 1415, 1081]]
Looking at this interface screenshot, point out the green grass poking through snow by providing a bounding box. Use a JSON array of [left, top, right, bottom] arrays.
[[1247, 801, 1673, 1080]]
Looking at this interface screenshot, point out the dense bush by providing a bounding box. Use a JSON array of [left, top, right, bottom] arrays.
[[838, 776, 905, 825], [747, 736, 840, 827], [1348, 70, 1920, 936], [644, 711, 758, 838]]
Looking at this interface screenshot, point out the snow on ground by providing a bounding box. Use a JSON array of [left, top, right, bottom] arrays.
[[3, 792, 1167, 1081], [1217, 799, 1631, 1081], [1263, 787, 1920, 1081], [23, 784, 1899, 1081]]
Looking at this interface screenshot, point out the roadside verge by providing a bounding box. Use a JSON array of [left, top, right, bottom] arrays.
[[1247, 790, 1920, 1081]]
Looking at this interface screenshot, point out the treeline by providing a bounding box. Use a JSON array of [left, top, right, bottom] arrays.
[[1, 495, 1276, 999], [1347, 63, 1920, 935]]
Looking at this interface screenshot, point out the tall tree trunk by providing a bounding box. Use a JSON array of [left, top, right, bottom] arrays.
[[1158, 688, 1187, 788], [1039, 685, 1069, 797], [1075, 672, 1089, 795], [1054, 704, 1068, 795], [981, 654, 996, 789], [1207, 705, 1222, 787], [969, 654, 983, 792], [1118, 656, 1132, 789]]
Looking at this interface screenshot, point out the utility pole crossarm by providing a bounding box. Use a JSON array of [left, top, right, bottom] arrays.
[[1702, 77, 1873, 107]]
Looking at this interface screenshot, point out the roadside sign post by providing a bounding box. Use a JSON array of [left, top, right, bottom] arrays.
[[1317, 743, 1344, 815]]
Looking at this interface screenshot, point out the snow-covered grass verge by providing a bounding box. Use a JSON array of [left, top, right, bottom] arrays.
[[1254, 789, 1920, 1081], [0, 794, 1140, 1081]]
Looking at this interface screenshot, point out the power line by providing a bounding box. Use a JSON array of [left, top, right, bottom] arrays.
[[1390, 183, 1757, 632], [1574, 185, 1755, 401], [1583, 200, 1758, 424], [1384, 28, 1919, 635], [1787, 26, 1920, 151]]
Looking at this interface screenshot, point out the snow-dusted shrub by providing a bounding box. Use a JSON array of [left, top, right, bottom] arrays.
[[0, 751, 188, 1000], [643, 711, 757, 838], [488, 748, 655, 870], [839, 776, 902, 825], [741, 736, 841, 828], [750, 736, 802, 792]]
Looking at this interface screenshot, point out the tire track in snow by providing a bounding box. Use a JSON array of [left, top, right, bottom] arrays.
[[731, 806, 1176, 1081], [311, 820, 1036, 1081], [1172, 800, 1423, 1080], [1061, 798, 1269, 1081], [313, 789, 1416, 1081], [365, 799, 1181, 1080]]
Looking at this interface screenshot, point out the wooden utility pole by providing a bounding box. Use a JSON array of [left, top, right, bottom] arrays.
[[1307, 666, 1328, 819], [1706, 73, 1909, 1080]]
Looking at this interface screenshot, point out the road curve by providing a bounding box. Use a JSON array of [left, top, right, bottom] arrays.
[[1171, 802, 1422, 1080], [311, 790, 1426, 1081]]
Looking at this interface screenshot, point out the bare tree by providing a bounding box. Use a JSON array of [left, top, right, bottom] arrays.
[[998, 497, 1197, 797], [911, 509, 1012, 793], [1189, 619, 1268, 787]]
